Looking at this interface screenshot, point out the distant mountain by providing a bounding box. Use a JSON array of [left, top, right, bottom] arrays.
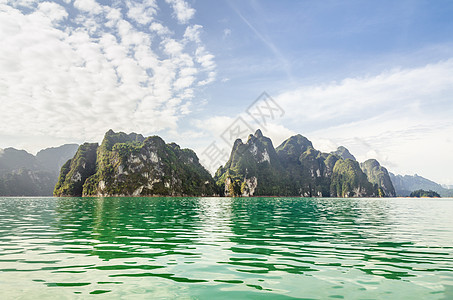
[[389, 173, 453, 197], [36, 144, 79, 174], [215, 130, 392, 197], [55, 130, 217, 197], [0, 144, 78, 196], [0, 148, 40, 176]]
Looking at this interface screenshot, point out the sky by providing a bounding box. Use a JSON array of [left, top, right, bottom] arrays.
[[1, 0, 453, 185]]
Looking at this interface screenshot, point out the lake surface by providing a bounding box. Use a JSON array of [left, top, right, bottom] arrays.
[[1, 197, 452, 299]]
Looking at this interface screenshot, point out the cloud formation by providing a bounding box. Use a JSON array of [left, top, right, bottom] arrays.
[[0, 0, 216, 142], [275, 59, 453, 183]]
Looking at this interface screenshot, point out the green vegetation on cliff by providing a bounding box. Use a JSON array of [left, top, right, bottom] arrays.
[[215, 130, 285, 196], [330, 159, 375, 197], [360, 159, 396, 197], [54, 143, 99, 196]]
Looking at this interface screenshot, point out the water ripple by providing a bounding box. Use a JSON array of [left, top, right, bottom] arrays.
[[0, 197, 452, 299]]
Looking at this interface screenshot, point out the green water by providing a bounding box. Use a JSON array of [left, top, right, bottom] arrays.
[[1, 197, 453, 299]]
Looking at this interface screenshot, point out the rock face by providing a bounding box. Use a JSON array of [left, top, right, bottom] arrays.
[[332, 146, 356, 161], [360, 159, 396, 197], [331, 159, 375, 197], [215, 130, 387, 197], [276, 135, 339, 197], [54, 130, 217, 197], [54, 142, 99, 197], [0, 144, 78, 196], [215, 129, 283, 196]]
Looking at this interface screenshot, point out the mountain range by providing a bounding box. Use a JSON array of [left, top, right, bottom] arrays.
[[0, 144, 78, 196], [390, 173, 453, 197], [1, 130, 451, 197]]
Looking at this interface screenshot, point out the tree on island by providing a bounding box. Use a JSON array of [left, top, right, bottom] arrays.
[[410, 189, 441, 198]]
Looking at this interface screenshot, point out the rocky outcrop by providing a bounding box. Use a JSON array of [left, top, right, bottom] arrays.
[[54, 143, 99, 196], [216, 130, 389, 197], [332, 146, 356, 161], [330, 159, 375, 197], [360, 159, 396, 197], [55, 130, 217, 197], [215, 129, 284, 196]]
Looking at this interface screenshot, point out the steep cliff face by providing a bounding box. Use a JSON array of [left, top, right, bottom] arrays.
[[330, 159, 376, 197], [215, 129, 284, 196], [54, 143, 99, 196], [275, 135, 340, 197], [360, 159, 396, 197], [55, 130, 217, 197], [332, 146, 356, 161]]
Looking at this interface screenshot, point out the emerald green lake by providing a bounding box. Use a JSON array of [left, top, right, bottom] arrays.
[[1, 197, 452, 299]]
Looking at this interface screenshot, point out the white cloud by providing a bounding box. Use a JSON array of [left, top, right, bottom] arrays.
[[73, 0, 102, 14], [126, 0, 157, 25], [37, 2, 68, 21], [162, 38, 184, 56], [276, 59, 453, 183], [184, 24, 202, 43], [278, 60, 453, 128], [0, 1, 216, 149], [165, 0, 195, 24], [150, 22, 172, 36]]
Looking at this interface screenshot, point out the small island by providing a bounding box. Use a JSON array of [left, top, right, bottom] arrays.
[[410, 189, 441, 198]]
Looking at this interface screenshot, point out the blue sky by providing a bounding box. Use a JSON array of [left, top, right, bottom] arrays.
[[1, 0, 453, 184]]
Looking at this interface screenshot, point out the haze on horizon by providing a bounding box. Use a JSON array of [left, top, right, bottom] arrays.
[[1, 0, 453, 185]]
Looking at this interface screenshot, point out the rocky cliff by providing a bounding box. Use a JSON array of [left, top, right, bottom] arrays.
[[331, 159, 375, 197], [215, 129, 283, 196], [55, 130, 217, 197], [360, 159, 396, 197], [54, 142, 98, 197], [332, 146, 356, 161]]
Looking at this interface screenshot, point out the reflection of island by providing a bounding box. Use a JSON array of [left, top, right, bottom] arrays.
[[55, 197, 203, 261], [52, 196, 452, 287], [225, 197, 419, 281]]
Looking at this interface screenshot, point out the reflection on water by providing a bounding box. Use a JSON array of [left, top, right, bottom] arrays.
[[0, 197, 452, 299]]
